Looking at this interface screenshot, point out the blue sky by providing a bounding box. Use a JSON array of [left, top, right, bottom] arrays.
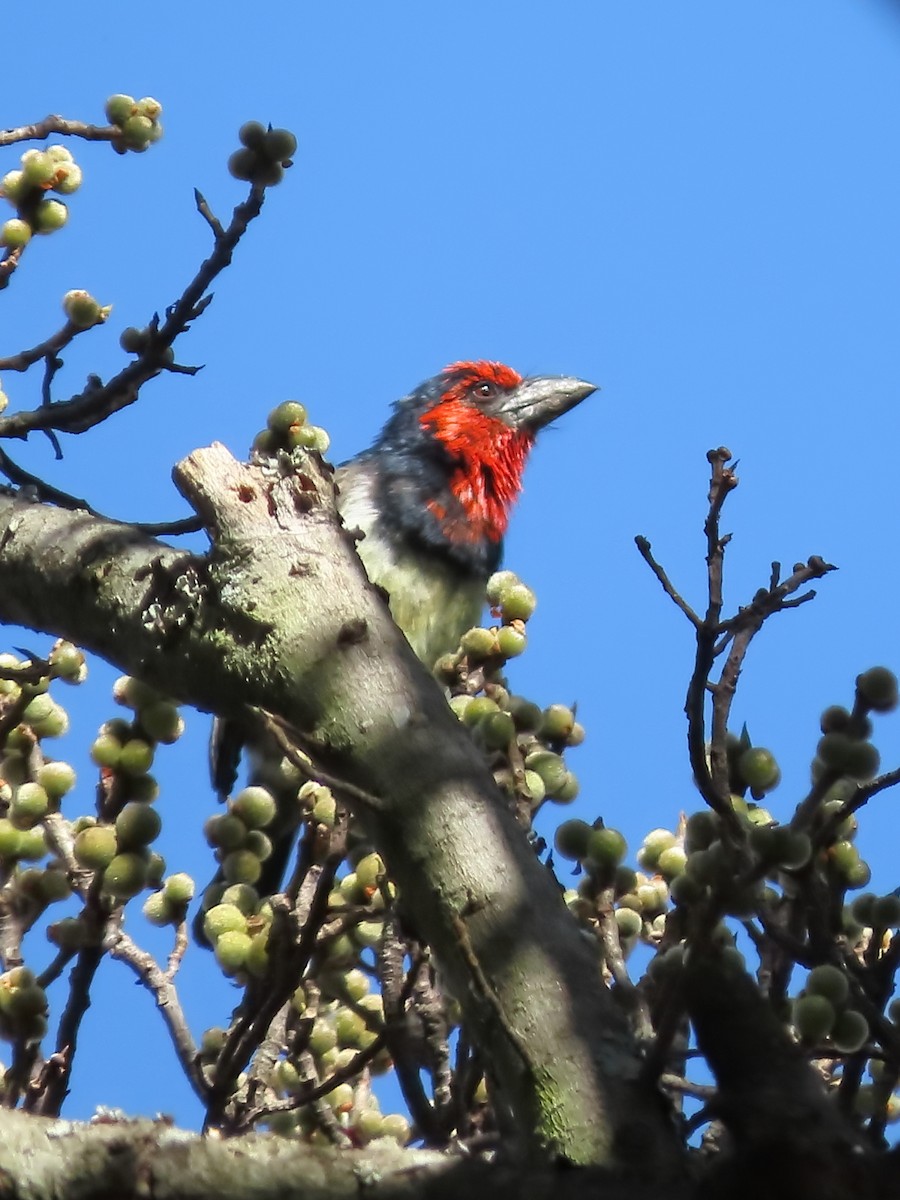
[[4, 0, 900, 1128]]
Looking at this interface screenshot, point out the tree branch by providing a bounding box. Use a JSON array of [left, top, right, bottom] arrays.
[[0, 442, 680, 1170], [0, 1106, 695, 1200], [0, 116, 121, 147], [0, 187, 266, 442], [0, 320, 95, 373]]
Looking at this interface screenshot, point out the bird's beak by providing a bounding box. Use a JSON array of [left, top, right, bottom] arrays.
[[496, 375, 598, 432]]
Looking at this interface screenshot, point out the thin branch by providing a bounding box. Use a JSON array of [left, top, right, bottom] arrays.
[[0, 246, 24, 289], [132, 515, 203, 536], [711, 630, 734, 658], [261, 712, 386, 814], [0, 448, 97, 514], [206, 861, 338, 1128], [595, 895, 654, 1041], [819, 766, 900, 836], [0, 321, 93, 374], [0, 656, 51, 685], [194, 188, 225, 239], [1, 1041, 39, 1108], [35, 946, 77, 991], [31, 944, 104, 1116], [241, 1034, 388, 1130], [0, 184, 270, 441], [0, 885, 26, 972], [0, 447, 201, 535], [241, 1002, 290, 1119], [684, 1105, 715, 1137], [779, 592, 817, 611], [41, 812, 93, 901], [40, 354, 60, 409], [161, 361, 202, 377], [0, 115, 121, 148], [684, 448, 741, 823], [638, 966, 688, 1089], [696, 518, 833, 826], [633, 537, 701, 628], [105, 925, 206, 1103], [284, 1052, 354, 1148], [703, 446, 736, 628], [716, 560, 834, 633], [411, 958, 454, 1127], [165, 920, 189, 981], [379, 925, 439, 1139], [659, 1073, 716, 1102]]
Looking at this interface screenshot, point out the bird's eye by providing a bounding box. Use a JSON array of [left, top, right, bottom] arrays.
[[474, 381, 497, 400]]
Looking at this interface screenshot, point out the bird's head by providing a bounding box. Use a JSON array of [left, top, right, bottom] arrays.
[[366, 361, 596, 571]]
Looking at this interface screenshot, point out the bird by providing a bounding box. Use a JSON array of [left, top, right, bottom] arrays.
[[203, 360, 596, 913]]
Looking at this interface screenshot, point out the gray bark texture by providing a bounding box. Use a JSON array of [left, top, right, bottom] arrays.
[[0, 445, 681, 1176], [0, 1107, 696, 1200]]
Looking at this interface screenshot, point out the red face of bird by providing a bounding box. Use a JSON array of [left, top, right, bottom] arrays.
[[412, 361, 597, 546], [417, 360, 596, 475], [360, 361, 596, 564], [421, 361, 597, 439]]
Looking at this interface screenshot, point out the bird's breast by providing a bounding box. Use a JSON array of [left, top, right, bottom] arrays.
[[336, 465, 486, 666]]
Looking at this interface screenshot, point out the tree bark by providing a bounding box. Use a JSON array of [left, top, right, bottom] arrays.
[[0, 446, 681, 1173], [0, 1107, 696, 1200]]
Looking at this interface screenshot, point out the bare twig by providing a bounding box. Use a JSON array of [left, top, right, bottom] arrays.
[[284, 1051, 354, 1148], [0, 184, 269, 442], [31, 944, 103, 1116], [636, 451, 850, 1131], [0, 116, 121, 148], [35, 946, 77, 991], [0, 322, 94, 374], [241, 1002, 290, 1119], [42, 813, 91, 898], [659, 1073, 716, 1102], [131, 515, 203, 536], [194, 188, 225, 240], [634, 537, 701, 628], [683, 448, 741, 824], [411, 959, 454, 1126], [0, 447, 200, 534], [707, 560, 833, 816], [637, 944, 690, 1091], [1, 1041, 39, 1108], [260, 711, 385, 813], [0, 247, 24, 289], [205, 860, 339, 1129], [242, 1034, 387, 1129], [379, 926, 439, 1139], [40, 354, 63, 417], [813, 766, 900, 840], [0, 656, 50, 685], [0, 888, 26, 973], [595, 894, 654, 1042], [165, 921, 189, 981], [21, 1052, 70, 1114], [0, 448, 97, 514], [105, 924, 206, 1102], [639, 450, 835, 833]]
